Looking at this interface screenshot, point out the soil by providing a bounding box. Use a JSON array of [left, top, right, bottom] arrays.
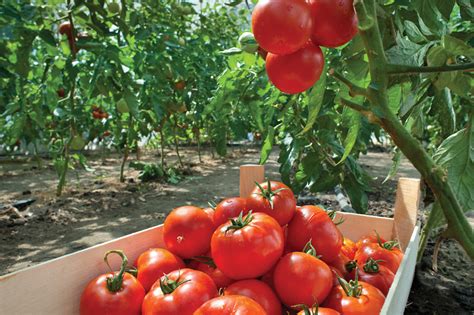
[[0, 147, 472, 314]]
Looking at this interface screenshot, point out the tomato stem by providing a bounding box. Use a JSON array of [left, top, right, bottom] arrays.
[[363, 258, 383, 273], [104, 250, 128, 293], [159, 271, 191, 295], [225, 211, 253, 233], [254, 180, 287, 209], [192, 256, 217, 268], [337, 273, 363, 298]]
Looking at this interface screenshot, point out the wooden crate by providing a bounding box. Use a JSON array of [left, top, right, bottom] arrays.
[[0, 165, 420, 315]]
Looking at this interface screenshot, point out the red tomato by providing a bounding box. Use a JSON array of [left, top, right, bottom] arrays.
[[287, 205, 342, 263], [135, 248, 185, 292], [225, 279, 282, 315], [266, 43, 324, 94], [57, 88, 66, 98], [273, 251, 333, 308], [323, 280, 385, 315], [142, 268, 217, 315], [194, 295, 266, 315], [195, 256, 234, 289], [213, 197, 248, 227], [341, 237, 357, 260], [92, 111, 102, 119], [163, 206, 215, 258], [308, 0, 358, 48], [329, 251, 351, 278], [246, 180, 296, 226], [211, 212, 284, 280], [356, 232, 387, 249], [251, 0, 312, 55], [59, 21, 73, 37], [174, 80, 186, 90], [354, 243, 403, 274], [346, 259, 395, 296], [297, 306, 341, 315], [203, 207, 216, 227], [80, 251, 145, 315]]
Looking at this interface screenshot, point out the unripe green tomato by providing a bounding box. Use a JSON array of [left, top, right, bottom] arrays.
[[70, 135, 86, 150], [239, 32, 259, 54], [178, 38, 185, 46], [116, 98, 129, 113], [181, 6, 193, 15], [107, 2, 121, 14]]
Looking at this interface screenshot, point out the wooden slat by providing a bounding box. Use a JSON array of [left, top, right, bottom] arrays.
[[239, 164, 265, 198], [335, 212, 394, 242], [381, 225, 420, 315], [0, 225, 165, 315], [393, 178, 421, 250]]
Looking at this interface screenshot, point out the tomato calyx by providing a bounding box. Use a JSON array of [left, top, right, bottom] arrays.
[[337, 274, 363, 298], [225, 211, 253, 233], [207, 200, 217, 210], [103, 250, 129, 293], [159, 272, 191, 294], [255, 180, 287, 209], [192, 256, 217, 268], [363, 258, 383, 273], [302, 239, 321, 259], [374, 230, 399, 250], [327, 210, 345, 225], [345, 260, 358, 273], [294, 303, 319, 315]]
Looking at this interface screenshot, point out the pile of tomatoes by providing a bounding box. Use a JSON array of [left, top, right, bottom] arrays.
[[251, 0, 358, 94], [80, 180, 403, 315]]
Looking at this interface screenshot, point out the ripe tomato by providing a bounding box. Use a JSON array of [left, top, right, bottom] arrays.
[[80, 251, 145, 315], [213, 197, 248, 227], [57, 88, 66, 98], [142, 268, 217, 315], [252, 0, 312, 55], [211, 212, 284, 280], [273, 249, 333, 308], [346, 259, 395, 296], [341, 237, 357, 259], [195, 255, 234, 289], [163, 206, 215, 259], [92, 111, 102, 119], [59, 21, 73, 37], [194, 295, 266, 315], [355, 232, 387, 249], [297, 306, 341, 315], [354, 243, 403, 274], [329, 251, 351, 278], [174, 80, 186, 90], [246, 180, 296, 226], [224, 279, 282, 315], [135, 248, 185, 292], [287, 205, 342, 263], [323, 280, 385, 315], [266, 43, 324, 94], [308, 0, 358, 48], [203, 207, 216, 227]]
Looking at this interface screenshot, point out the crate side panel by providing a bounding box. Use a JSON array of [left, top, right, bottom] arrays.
[[0, 225, 164, 315], [336, 212, 394, 242]]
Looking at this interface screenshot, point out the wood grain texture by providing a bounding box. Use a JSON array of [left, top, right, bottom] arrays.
[[335, 212, 394, 242], [239, 164, 265, 198], [0, 225, 164, 315], [393, 178, 421, 250]]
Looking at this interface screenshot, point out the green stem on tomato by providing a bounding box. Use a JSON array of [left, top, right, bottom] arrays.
[[104, 250, 129, 293]]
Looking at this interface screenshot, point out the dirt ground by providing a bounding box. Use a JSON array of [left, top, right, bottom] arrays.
[[0, 147, 472, 314]]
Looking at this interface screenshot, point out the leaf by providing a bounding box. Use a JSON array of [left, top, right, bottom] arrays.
[[433, 88, 456, 136], [443, 35, 474, 59], [220, 47, 243, 55], [403, 21, 427, 43], [259, 126, 275, 164], [457, 0, 474, 20], [342, 173, 368, 213], [415, 0, 448, 36], [301, 71, 327, 134], [38, 29, 56, 46], [278, 134, 302, 184], [338, 108, 361, 164], [384, 149, 402, 183], [433, 117, 474, 216], [124, 88, 140, 117], [386, 34, 433, 66], [427, 46, 448, 66]]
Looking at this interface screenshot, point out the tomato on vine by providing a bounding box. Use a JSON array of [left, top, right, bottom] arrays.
[[252, 0, 313, 55], [80, 250, 145, 315], [265, 42, 325, 94]]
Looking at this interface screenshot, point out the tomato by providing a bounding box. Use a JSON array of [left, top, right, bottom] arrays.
[[257, 47, 268, 60], [323, 279, 385, 315], [354, 243, 403, 274], [297, 306, 341, 315], [92, 111, 102, 119], [194, 295, 266, 315], [287, 205, 342, 263], [174, 80, 186, 90], [57, 88, 66, 98], [211, 212, 284, 280], [135, 248, 185, 292], [356, 232, 387, 249], [203, 207, 216, 227], [80, 251, 145, 315], [224, 279, 282, 315], [195, 255, 234, 289], [341, 237, 357, 259], [265, 43, 324, 94], [102, 131, 111, 138], [163, 206, 215, 259], [273, 248, 333, 308], [346, 259, 395, 296], [252, 0, 312, 55], [59, 21, 72, 37], [246, 180, 296, 226], [329, 251, 351, 278], [308, 0, 358, 48], [213, 197, 248, 227], [142, 268, 217, 315]]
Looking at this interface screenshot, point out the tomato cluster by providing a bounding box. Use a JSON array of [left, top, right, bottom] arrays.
[[80, 181, 402, 314], [91, 105, 109, 120], [251, 0, 358, 94]]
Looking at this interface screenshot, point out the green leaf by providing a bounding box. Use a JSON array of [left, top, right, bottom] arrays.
[[259, 126, 275, 164], [338, 108, 361, 164], [386, 34, 433, 66], [301, 71, 327, 134], [443, 35, 474, 59], [342, 173, 368, 213], [433, 88, 456, 136], [124, 88, 140, 117], [38, 29, 56, 46], [415, 0, 448, 36], [383, 149, 402, 183], [433, 117, 474, 218], [427, 46, 448, 67], [403, 21, 427, 43]]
